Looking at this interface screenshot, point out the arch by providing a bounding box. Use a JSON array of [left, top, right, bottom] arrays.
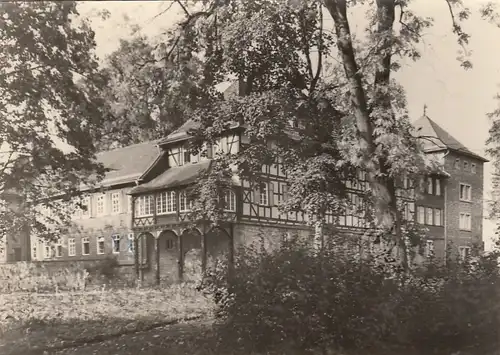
[[156, 229, 179, 283], [158, 229, 178, 252], [136, 231, 155, 264]]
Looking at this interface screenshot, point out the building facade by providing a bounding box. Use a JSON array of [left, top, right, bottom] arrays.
[[29, 141, 160, 266], [412, 115, 487, 260], [4, 113, 487, 279]]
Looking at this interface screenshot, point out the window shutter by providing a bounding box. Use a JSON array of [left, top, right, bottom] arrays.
[[252, 184, 260, 204], [268, 182, 274, 206]]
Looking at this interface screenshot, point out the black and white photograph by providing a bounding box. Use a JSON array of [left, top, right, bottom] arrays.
[[0, 1, 499, 354]]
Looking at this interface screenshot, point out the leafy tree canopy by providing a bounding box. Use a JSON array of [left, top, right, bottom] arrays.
[[0, 2, 108, 242], [148, 0, 493, 269]]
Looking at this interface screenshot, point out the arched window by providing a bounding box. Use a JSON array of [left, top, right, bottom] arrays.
[[224, 190, 236, 212]]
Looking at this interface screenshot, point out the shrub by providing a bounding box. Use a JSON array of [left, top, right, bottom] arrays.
[[201, 234, 500, 355]]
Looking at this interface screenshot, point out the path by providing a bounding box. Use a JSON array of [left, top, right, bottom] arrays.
[[51, 319, 215, 355]]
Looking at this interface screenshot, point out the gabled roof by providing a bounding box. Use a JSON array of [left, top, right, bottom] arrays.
[[413, 115, 488, 162], [129, 160, 211, 195], [95, 141, 161, 186]]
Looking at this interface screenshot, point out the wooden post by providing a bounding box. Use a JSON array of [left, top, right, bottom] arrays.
[[139, 235, 144, 284], [177, 232, 184, 282], [155, 236, 160, 286], [134, 235, 139, 279]]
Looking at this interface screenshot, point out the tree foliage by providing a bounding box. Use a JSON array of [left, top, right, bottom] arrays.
[[91, 32, 213, 150], [154, 0, 496, 268], [0, 2, 107, 243]]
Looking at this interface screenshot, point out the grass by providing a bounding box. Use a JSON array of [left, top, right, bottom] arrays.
[[0, 283, 213, 355]]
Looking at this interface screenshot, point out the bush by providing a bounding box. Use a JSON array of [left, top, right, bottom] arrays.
[[201, 235, 500, 355]]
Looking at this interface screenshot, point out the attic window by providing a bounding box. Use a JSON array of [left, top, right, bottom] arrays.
[[454, 158, 460, 169], [463, 161, 468, 171], [183, 148, 191, 164]]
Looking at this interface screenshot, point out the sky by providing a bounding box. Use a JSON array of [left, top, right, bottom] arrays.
[[78, 0, 500, 250]]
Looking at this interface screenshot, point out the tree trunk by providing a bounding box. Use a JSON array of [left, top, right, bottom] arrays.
[[323, 0, 408, 270]]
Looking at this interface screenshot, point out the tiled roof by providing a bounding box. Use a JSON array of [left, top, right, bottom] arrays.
[[95, 141, 161, 186], [413, 115, 488, 162], [129, 160, 212, 195]]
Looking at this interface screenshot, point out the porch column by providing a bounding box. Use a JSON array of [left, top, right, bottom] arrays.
[[155, 233, 160, 286], [139, 234, 144, 284], [134, 235, 139, 279], [177, 232, 184, 282]]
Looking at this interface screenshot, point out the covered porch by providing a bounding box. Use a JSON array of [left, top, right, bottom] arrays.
[[132, 223, 234, 285]]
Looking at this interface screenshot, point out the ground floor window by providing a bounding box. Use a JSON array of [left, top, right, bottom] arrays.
[[82, 237, 90, 255], [97, 236, 105, 255]]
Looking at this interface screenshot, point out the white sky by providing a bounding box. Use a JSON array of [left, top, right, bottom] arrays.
[[78, 0, 500, 250]]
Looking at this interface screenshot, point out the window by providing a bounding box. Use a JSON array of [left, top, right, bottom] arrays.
[[111, 193, 120, 214], [127, 233, 134, 254], [78, 196, 90, 217], [112, 235, 120, 254], [135, 195, 154, 217], [455, 158, 460, 169], [426, 207, 433, 225], [96, 194, 106, 215], [459, 213, 472, 231], [435, 179, 441, 196], [82, 237, 90, 255], [417, 206, 425, 224], [459, 246, 471, 260], [260, 183, 268, 206], [459, 183, 472, 201], [471, 163, 477, 174], [166, 238, 175, 250], [157, 191, 176, 214], [179, 191, 192, 212], [425, 240, 435, 258], [224, 190, 236, 212], [183, 148, 191, 164], [44, 242, 51, 259], [427, 178, 433, 194], [97, 236, 105, 255], [463, 161, 468, 171], [68, 238, 76, 256], [434, 208, 442, 226], [55, 239, 63, 258]]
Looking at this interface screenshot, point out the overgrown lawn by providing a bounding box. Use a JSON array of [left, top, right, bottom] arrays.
[[0, 284, 213, 355]]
